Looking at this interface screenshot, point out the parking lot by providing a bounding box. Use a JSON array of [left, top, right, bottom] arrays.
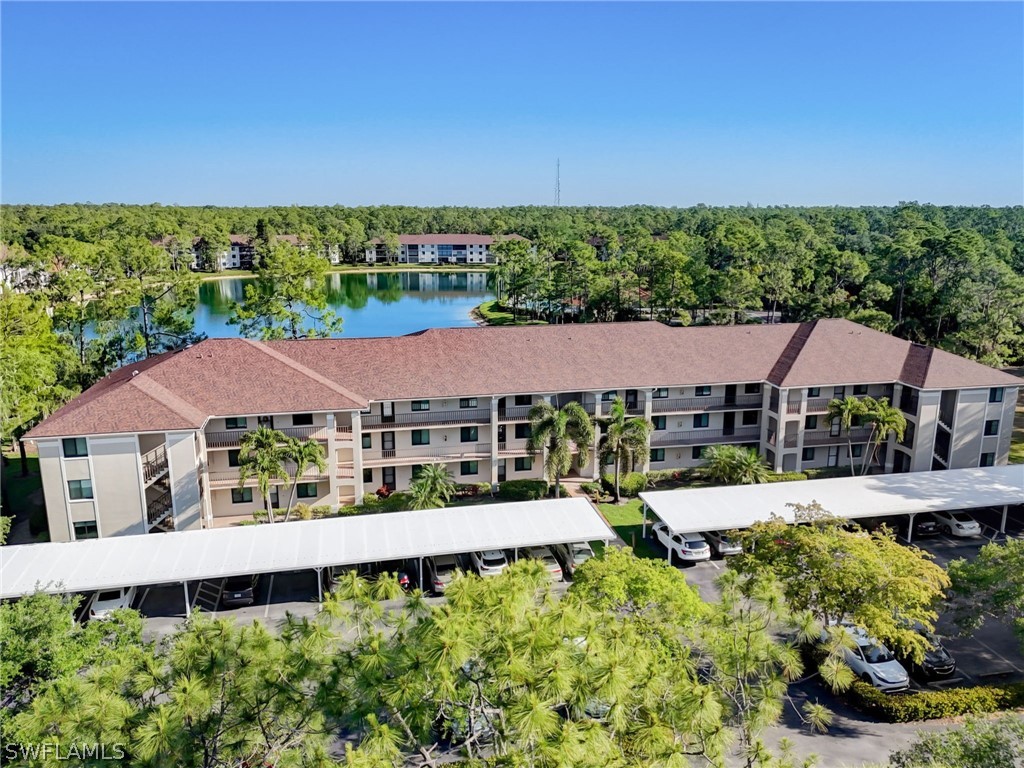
[[643, 503, 1024, 691]]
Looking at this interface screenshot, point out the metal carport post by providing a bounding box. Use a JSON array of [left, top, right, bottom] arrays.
[[315, 567, 323, 604], [642, 502, 649, 538], [1001, 504, 1008, 535], [906, 512, 916, 545], [183, 581, 191, 618]]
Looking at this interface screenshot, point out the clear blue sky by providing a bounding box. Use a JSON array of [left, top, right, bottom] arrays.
[[2, 2, 1021, 206]]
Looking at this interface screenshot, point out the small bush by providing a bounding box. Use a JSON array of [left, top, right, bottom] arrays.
[[600, 472, 648, 497], [804, 467, 850, 480], [311, 505, 331, 519], [293, 503, 313, 521], [579, 481, 603, 499], [496, 479, 550, 501], [763, 471, 808, 484], [238, 519, 259, 526], [252, 509, 268, 524], [846, 681, 1024, 723]]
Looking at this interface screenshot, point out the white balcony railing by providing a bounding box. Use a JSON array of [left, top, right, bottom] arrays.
[[362, 444, 492, 467]]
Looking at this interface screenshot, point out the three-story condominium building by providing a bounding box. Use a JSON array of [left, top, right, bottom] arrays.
[[365, 234, 529, 264], [26, 320, 1020, 541]]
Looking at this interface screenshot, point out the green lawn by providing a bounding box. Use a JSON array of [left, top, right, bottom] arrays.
[[597, 499, 661, 559], [474, 300, 548, 327]]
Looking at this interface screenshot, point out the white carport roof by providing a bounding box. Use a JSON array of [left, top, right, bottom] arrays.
[[0, 498, 614, 600], [640, 465, 1024, 535]]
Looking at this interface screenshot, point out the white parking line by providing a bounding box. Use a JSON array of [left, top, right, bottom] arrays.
[[708, 560, 720, 570], [973, 638, 1023, 673], [263, 575, 276, 618]]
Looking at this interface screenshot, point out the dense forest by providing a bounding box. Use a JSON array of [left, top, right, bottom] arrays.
[[1, 203, 1023, 452]]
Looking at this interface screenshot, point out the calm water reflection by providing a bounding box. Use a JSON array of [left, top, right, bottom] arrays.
[[194, 270, 493, 338]]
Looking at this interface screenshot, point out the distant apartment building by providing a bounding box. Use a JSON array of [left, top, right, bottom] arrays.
[[27, 320, 1019, 542], [365, 234, 528, 264], [152, 234, 319, 271]]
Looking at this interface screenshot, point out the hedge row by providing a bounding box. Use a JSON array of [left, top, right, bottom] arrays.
[[847, 680, 1024, 723], [495, 479, 550, 501], [600, 472, 649, 497]]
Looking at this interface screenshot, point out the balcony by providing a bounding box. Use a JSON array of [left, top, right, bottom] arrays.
[[498, 405, 533, 421], [805, 398, 831, 414], [801, 428, 874, 447], [205, 426, 329, 449], [651, 395, 762, 414], [141, 444, 169, 486], [650, 427, 760, 448], [783, 434, 798, 449], [146, 489, 173, 529], [206, 465, 330, 489], [785, 403, 802, 415], [336, 426, 353, 441], [497, 442, 530, 456], [336, 465, 355, 480], [362, 443, 492, 467], [361, 408, 491, 430]]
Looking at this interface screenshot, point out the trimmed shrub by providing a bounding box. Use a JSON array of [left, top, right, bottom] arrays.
[[763, 471, 808, 484], [252, 509, 268, 524], [293, 503, 313, 521], [846, 681, 1024, 723], [579, 481, 603, 499], [600, 472, 648, 497], [804, 467, 850, 480], [496, 479, 550, 501], [311, 505, 331, 519]]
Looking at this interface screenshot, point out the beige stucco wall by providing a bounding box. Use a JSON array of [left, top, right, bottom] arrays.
[[89, 436, 147, 538], [37, 439, 72, 542]]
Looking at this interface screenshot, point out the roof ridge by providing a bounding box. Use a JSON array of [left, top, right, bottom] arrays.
[[766, 320, 817, 385], [242, 339, 369, 407], [128, 375, 210, 427]]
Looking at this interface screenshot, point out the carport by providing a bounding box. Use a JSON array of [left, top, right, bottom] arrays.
[[0, 498, 615, 614], [640, 465, 1024, 556]]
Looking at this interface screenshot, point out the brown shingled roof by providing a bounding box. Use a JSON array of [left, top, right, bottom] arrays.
[[27, 320, 1020, 439]]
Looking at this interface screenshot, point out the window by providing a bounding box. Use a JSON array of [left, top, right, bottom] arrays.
[[804, 415, 818, 430], [802, 447, 816, 461], [980, 452, 996, 467], [741, 410, 759, 426], [362, 468, 373, 483], [853, 385, 869, 396], [228, 450, 241, 467], [411, 430, 430, 446], [225, 417, 247, 430], [515, 423, 531, 439], [73, 520, 98, 539], [461, 426, 478, 442], [695, 386, 712, 397], [67, 479, 93, 500], [270, 487, 279, 507], [807, 388, 820, 398], [850, 444, 864, 458], [692, 446, 704, 460], [653, 388, 668, 399], [460, 461, 479, 476], [984, 420, 1000, 437], [652, 416, 666, 431], [382, 467, 396, 490], [411, 465, 424, 480], [990, 388, 1004, 403], [292, 413, 314, 426], [411, 400, 430, 411], [693, 414, 709, 428], [833, 387, 845, 398], [231, 487, 253, 504], [514, 457, 533, 471], [601, 391, 617, 402], [297, 483, 318, 499], [650, 448, 665, 462], [744, 383, 761, 395], [459, 398, 478, 409], [362, 433, 372, 449], [514, 395, 532, 406], [62, 437, 88, 457]]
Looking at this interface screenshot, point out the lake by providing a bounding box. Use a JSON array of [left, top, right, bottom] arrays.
[[194, 270, 494, 338]]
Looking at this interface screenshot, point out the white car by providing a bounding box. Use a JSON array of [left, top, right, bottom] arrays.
[[554, 541, 595, 576], [470, 549, 509, 577], [652, 522, 711, 563], [828, 625, 910, 693], [523, 546, 564, 582], [88, 586, 138, 620], [931, 510, 982, 537], [703, 530, 742, 557]]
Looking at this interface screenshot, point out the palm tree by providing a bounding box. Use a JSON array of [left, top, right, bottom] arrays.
[[701, 444, 771, 485], [861, 397, 906, 476], [408, 463, 457, 510], [825, 396, 869, 477], [281, 437, 328, 522], [526, 400, 595, 499], [598, 396, 652, 502], [237, 426, 287, 523]]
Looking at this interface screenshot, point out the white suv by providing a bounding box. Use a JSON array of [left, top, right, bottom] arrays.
[[829, 625, 910, 693], [470, 550, 509, 577], [652, 522, 711, 563], [88, 586, 138, 620]]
